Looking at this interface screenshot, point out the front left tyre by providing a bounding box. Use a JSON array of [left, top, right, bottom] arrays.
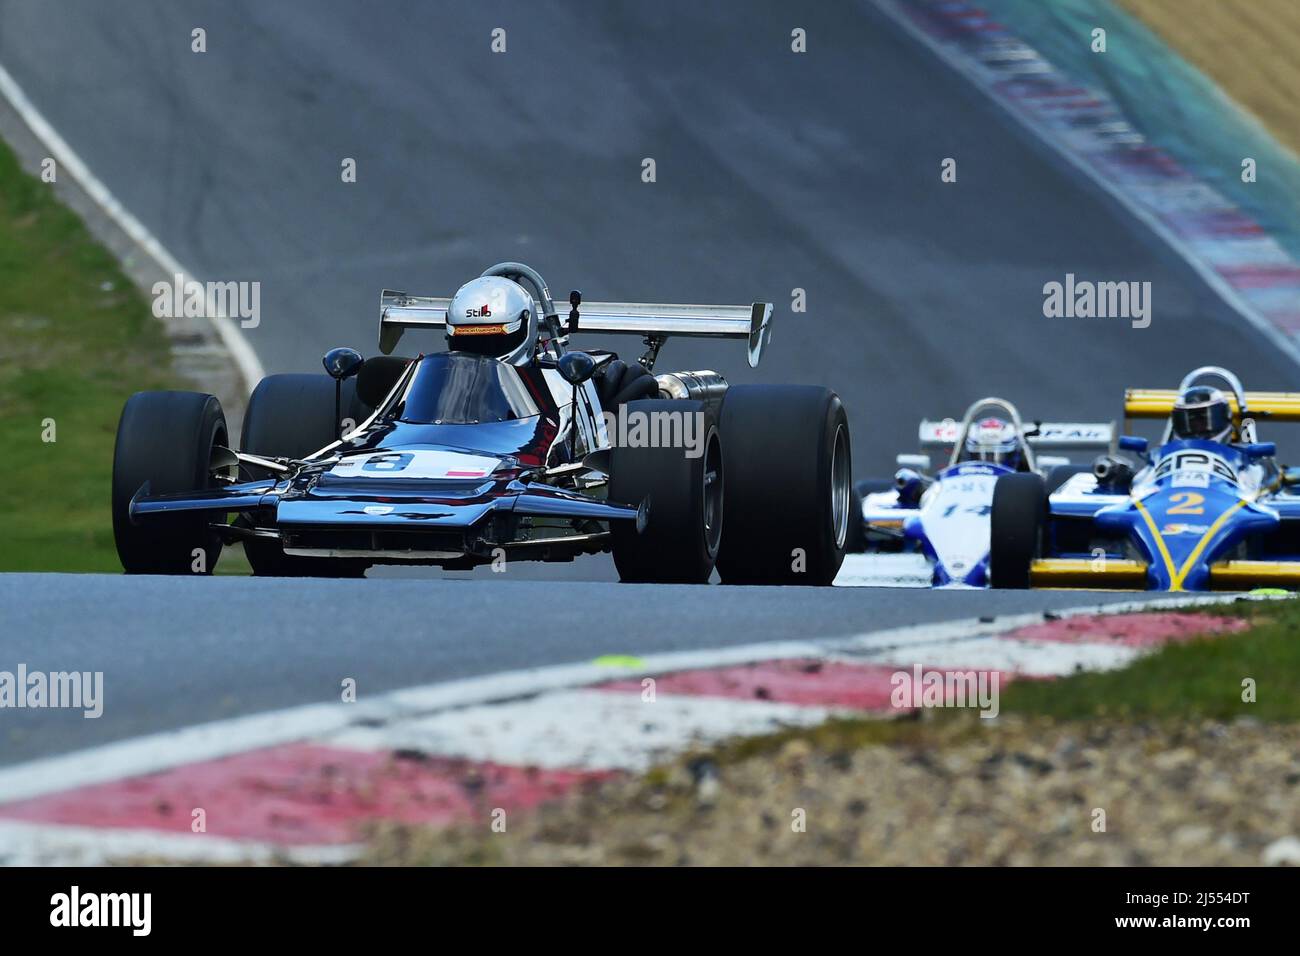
[[112, 391, 228, 574]]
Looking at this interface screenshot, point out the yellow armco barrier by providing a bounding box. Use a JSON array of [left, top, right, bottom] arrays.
[[1029, 558, 1149, 589], [1124, 389, 1300, 422], [1208, 561, 1300, 590]]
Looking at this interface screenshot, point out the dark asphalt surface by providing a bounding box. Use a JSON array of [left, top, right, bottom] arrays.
[[0, 573, 1170, 766], [0, 1, 1293, 761], [2, 0, 1297, 472]]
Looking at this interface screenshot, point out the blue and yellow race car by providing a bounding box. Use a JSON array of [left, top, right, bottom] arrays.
[[991, 366, 1300, 591]]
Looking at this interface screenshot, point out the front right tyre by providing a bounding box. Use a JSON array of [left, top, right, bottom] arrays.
[[112, 391, 228, 574]]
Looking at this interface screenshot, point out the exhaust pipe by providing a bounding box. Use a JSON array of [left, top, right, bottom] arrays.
[[655, 370, 729, 403], [1093, 456, 1133, 487]]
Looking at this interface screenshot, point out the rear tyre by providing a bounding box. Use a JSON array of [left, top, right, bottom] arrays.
[[715, 385, 851, 586], [112, 391, 228, 574], [989, 473, 1046, 589], [609, 400, 722, 584], [240, 373, 368, 577]]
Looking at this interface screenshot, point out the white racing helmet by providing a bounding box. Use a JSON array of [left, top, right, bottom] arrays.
[[963, 417, 1022, 468], [445, 276, 538, 366]]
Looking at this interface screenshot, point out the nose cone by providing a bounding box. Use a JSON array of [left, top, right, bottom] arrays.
[[1119, 479, 1272, 590]]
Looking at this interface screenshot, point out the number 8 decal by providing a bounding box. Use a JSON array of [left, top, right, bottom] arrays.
[[362, 453, 413, 473]]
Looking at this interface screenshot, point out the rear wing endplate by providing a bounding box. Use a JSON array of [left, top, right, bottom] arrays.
[[380, 291, 774, 367]]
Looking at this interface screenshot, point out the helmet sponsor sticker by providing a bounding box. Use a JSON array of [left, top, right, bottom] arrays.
[[450, 323, 506, 336]]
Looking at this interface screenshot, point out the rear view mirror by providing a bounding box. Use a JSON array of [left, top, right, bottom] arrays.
[[558, 351, 596, 385], [1119, 435, 1149, 454], [896, 453, 930, 471], [323, 347, 364, 381], [1243, 442, 1276, 461]]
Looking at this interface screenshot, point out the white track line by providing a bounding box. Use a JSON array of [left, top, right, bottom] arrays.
[[0, 821, 357, 867], [0, 593, 1264, 805], [834, 553, 932, 587], [835, 635, 1141, 675], [0, 59, 264, 390], [874, 0, 1300, 371]]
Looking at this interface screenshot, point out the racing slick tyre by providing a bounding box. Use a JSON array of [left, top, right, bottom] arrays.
[[715, 385, 851, 586], [112, 391, 228, 574], [989, 473, 1047, 589], [240, 374, 367, 578], [846, 478, 894, 553], [609, 400, 722, 583]]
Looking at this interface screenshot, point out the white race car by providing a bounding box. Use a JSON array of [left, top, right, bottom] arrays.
[[845, 398, 1113, 587]]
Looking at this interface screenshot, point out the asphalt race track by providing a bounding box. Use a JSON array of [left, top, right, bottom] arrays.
[[2, 0, 1296, 446], [0, 2, 1291, 754], [1, 573, 1168, 766]]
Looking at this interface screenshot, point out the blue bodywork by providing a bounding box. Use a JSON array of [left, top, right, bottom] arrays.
[[1043, 438, 1300, 591]]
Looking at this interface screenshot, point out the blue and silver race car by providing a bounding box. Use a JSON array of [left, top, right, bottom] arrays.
[[991, 366, 1300, 591], [846, 398, 1113, 586]]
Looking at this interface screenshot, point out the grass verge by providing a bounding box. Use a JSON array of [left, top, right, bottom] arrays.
[[998, 600, 1297, 720], [1117, 0, 1300, 157], [0, 135, 249, 572]]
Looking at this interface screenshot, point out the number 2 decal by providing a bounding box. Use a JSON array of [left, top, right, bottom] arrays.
[[1168, 492, 1205, 515]]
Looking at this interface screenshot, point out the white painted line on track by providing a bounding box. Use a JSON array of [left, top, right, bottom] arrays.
[[0, 59, 265, 390], [0, 821, 357, 867], [833, 636, 1140, 676], [834, 553, 932, 587]]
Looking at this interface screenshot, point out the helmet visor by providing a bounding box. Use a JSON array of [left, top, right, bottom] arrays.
[[447, 319, 529, 360], [1172, 400, 1230, 440]]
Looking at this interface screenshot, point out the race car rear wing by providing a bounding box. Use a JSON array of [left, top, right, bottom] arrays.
[[918, 420, 1116, 454], [380, 291, 774, 367], [1125, 389, 1300, 422]]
